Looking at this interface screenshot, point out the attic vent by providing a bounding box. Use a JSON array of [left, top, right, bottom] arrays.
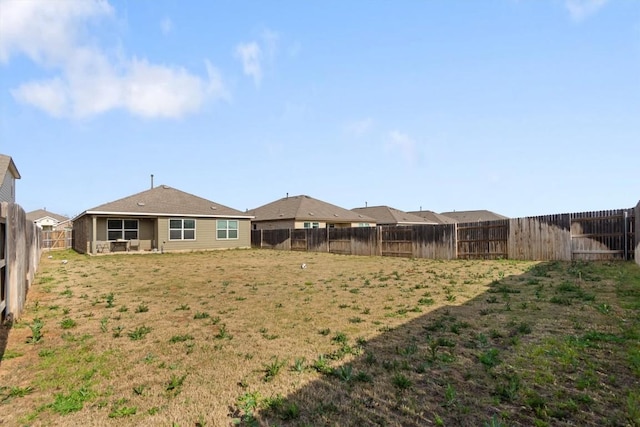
[[162, 185, 169, 189], [210, 206, 217, 210], [137, 202, 145, 206], [333, 214, 339, 217], [308, 212, 314, 216], [358, 215, 363, 218]]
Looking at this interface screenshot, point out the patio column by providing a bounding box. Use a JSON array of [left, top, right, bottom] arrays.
[[91, 215, 97, 255]]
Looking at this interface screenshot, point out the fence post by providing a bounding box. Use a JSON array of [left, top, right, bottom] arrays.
[[636, 201, 640, 266]]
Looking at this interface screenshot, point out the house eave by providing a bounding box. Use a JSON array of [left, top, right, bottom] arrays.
[[79, 211, 254, 220]]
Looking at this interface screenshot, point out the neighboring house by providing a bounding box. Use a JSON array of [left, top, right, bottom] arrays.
[[352, 206, 438, 226], [439, 210, 508, 223], [249, 194, 377, 230], [72, 185, 253, 255], [0, 154, 21, 203], [26, 209, 71, 231], [407, 209, 458, 225]]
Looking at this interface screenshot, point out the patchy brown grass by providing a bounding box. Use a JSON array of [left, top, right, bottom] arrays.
[[0, 249, 638, 426]]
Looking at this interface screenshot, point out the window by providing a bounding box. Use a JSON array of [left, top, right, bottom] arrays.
[[303, 222, 319, 229], [358, 223, 371, 227], [169, 219, 196, 240], [107, 219, 138, 240], [217, 220, 238, 239]]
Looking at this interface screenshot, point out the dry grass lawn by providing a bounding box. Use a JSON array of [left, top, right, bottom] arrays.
[[0, 249, 639, 426]]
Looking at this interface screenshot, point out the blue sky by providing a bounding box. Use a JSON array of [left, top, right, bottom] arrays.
[[1, 0, 639, 219]]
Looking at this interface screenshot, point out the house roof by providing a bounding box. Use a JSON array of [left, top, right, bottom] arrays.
[[439, 210, 508, 223], [407, 210, 457, 224], [26, 209, 69, 223], [75, 185, 252, 220], [352, 206, 438, 225], [249, 195, 376, 223], [0, 154, 21, 180]]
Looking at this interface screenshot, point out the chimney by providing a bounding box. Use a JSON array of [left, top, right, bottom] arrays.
[[151, 174, 154, 189]]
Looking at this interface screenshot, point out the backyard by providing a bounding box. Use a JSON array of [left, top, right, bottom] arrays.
[[0, 249, 639, 426]]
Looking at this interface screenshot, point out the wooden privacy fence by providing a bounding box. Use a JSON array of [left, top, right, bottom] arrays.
[[1, 202, 41, 322], [251, 206, 636, 262]]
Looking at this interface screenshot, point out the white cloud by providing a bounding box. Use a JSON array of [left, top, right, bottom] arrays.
[[0, 0, 227, 119], [387, 130, 419, 165], [234, 29, 279, 87], [160, 17, 173, 35], [235, 42, 263, 87], [565, 0, 609, 21], [345, 118, 374, 137]]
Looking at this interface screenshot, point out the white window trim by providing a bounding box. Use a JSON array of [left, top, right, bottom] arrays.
[[107, 218, 139, 240], [169, 218, 197, 241], [216, 219, 239, 240]]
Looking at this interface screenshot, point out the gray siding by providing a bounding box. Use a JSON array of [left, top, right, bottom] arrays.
[[0, 172, 15, 203], [157, 217, 251, 252]]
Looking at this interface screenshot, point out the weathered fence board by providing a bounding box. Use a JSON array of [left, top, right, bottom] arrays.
[[252, 229, 291, 250], [250, 204, 638, 263], [307, 228, 329, 253], [636, 201, 640, 266], [508, 214, 571, 261], [457, 220, 508, 259], [381, 227, 412, 258], [412, 224, 457, 260], [1, 202, 41, 321], [570, 209, 634, 261], [291, 229, 308, 251], [327, 227, 380, 256]]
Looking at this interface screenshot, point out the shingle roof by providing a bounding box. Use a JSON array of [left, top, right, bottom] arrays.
[[439, 210, 508, 223], [76, 185, 251, 219], [249, 195, 376, 223], [0, 154, 21, 180], [407, 210, 457, 225], [26, 209, 69, 223], [352, 206, 438, 225]]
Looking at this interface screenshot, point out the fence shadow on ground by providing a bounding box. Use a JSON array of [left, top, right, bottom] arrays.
[[249, 260, 630, 427]]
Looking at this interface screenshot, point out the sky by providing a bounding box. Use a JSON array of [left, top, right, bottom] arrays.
[[1, 0, 639, 219]]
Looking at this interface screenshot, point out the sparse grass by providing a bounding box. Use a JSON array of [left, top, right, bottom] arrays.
[[1, 250, 637, 426]]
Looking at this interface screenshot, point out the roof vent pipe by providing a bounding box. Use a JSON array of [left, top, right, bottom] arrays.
[[151, 174, 154, 189], [286, 192, 288, 199]]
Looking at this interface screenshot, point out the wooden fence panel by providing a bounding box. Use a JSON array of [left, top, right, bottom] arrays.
[[412, 224, 456, 260], [307, 228, 329, 252], [351, 227, 380, 256], [570, 209, 633, 260], [256, 229, 291, 250], [457, 220, 508, 259], [636, 202, 640, 266], [381, 226, 412, 258], [0, 213, 5, 318], [1, 202, 41, 321], [42, 230, 72, 250], [328, 227, 353, 255], [291, 229, 308, 251], [508, 214, 571, 261]]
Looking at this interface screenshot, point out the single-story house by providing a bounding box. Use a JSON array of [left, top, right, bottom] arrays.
[[438, 210, 508, 223], [26, 209, 71, 231], [73, 185, 253, 255], [0, 154, 21, 203], [249, 194, 377, 230], [352, 205, 438, 226], [406, 209, 457, 225]]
